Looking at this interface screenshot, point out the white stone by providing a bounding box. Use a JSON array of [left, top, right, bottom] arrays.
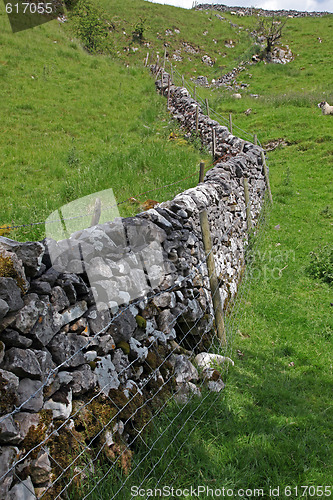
[[95, 355, 120, 395], [44, 389, 72, 420], [194, 352, 234, 369]]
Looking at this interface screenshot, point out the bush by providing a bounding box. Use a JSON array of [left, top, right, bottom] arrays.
[[71, 0, 113, 54], [132, 17, 148, 44], [307, 245, 333, 286]]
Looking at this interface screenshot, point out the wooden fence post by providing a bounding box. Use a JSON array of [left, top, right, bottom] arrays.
[[195, 105, 199, 134], [260, 151, 273, 203], [182, 75, 185, 87], [167, 76, 171, 110], [161, 68, 164, 95], [243, 178, 252, 232], [163, 48, 167, 69], [199, 209, 226, 346], [193, 85, 196, 101], [199, 161, 205, 183], [144, 52, 149, 67], [90, 198, 101, 227], [229, 113, 233, 134], [253, 133, 257, 145], [205, 98, 210, 117], [212, 126, 216, 162]]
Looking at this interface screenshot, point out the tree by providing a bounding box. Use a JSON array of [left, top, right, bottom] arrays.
[[256, 15, 287, 60]]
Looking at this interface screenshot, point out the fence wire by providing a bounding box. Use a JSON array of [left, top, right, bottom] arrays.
[[0, 62, 270, 500]]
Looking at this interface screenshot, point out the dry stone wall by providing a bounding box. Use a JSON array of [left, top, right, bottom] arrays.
[[0, 71, 267, 498]]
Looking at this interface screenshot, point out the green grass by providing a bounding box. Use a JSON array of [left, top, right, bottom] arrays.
[[0, 7, 210, 241]]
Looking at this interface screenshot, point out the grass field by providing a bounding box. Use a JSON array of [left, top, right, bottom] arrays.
[[0, 6, 210, 241], [1, 1, 332, 498]]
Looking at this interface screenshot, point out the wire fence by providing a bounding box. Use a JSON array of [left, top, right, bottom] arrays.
[[0, 62, 271, 499]]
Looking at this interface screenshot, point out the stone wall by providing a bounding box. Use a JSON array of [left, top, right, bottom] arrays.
[[195, 3, 330, 17], [0, 71, 267, 499]]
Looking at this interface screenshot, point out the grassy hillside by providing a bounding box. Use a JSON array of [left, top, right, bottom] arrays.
[[0, 6, 210, 242]]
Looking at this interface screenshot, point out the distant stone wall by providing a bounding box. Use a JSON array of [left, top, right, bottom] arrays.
[[0, 71, 267, 499], [195, 3, 330, 17]]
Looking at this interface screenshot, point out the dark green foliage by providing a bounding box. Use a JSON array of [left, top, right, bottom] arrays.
[[71, 0, 113, 54], [308, 245, 333, 285], [132, 17, 148, 43]]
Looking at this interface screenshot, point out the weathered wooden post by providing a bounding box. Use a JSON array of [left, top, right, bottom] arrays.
[[195, 105, 199, 134], [161, 68, 164, 95], [253, 133, 257, 145], [199, 161, 205, 183], [205, 98, 210, 117], [243, 178, 252, 232], [199, 209, 226, 346], [229, 113, 233, 134], [212, 126, 216, 162], [167, 75, 171, 110], [90, 197, 102, 227], [163, 48, 167, 69], [260, 150, 273, 203]]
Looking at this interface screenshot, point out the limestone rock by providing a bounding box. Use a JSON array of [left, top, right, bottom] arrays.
[[53, 300, 87, 329], [0, 369, 19, 415], [169, 354, 198, 384], [108, 309, 136, 344], [1, 348, 42, 380], [50, 286, 70, 312], [0, 299, 9, 320], [174, 381, 201, 404], [0, 414, 21, 444], [14, 294, 57, 347], [30, 450, 52, 485], [0, 237, 44, 278], [94, 355, 120, 395], [48, 333, 86, 368], [8, 476, 36, 499], [0, 278, 24, 313], [0, 248, 29, 294], [44, 387, 72, 420], [0, 446, 19, 499], [194, 352, 234, 369], [17, 379, 44, 412], [0, 329, 32, 349], [201, 368, 225, 392], [13, 413, 40, 441], [156, 310, 176, 334]]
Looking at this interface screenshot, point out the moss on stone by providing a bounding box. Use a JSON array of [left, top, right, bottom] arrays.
[[116, 341, 130, 355], [135, 315, 146, 329], [0, 372, 19, 416], [0, 253, 27, 293], [21, 409, 53, 460]]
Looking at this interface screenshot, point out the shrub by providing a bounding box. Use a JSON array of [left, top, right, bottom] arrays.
[[71, 0, 113, 54], [132, 17, 148, 44], [307, 245, 333, 286]]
